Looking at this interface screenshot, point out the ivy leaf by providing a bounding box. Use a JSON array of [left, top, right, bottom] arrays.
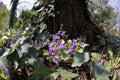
[[91, 52, 111, 80], [56, 68, 78, 80], [46, 72, 59, 80], [7, 50, 19, 62], [91, 61, 111, 80], [28, 59, 53, 80], [71, 52, 90, 67], [10, 36, 26, 52], [21, 43, 29, 53]]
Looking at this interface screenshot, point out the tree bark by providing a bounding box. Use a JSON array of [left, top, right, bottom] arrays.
[[46, 0, 100, 44], [9, 0, 19, 28]]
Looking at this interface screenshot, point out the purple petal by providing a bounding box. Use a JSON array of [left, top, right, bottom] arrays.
[[40, 40, 45, 46], [1, 66, 8, 73], [61, 31, 66, 37], [68, 48, 73, 56], [48, 47, 55, 55], [98, 59, 105, 66], [57, 30, 66, 37], [52, 35, 57, 42], [53, 55, 59, 63], [48, 42, 54, 48], [57, 31, 61, 36]]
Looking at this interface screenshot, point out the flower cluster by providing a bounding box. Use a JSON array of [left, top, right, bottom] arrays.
[[6, 30, 24, 47], [44, 30, 85, 63]]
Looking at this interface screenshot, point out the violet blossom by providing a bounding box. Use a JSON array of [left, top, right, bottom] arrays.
[[80, 40, 85, 45], [48, 47, 55, 55], [53, 55, 59, 63], [52, 35, 57, 42], [48, 42, 55, 55], [40, 40, 45, 46], [56, 39, 65, 51], [68, 48, 73, 56], [71, 39, 77, 50], [1, 66, 8, 73], [57, 43, 64, 51], [98, 59, 105, 66], [57, 30, 66, 37]]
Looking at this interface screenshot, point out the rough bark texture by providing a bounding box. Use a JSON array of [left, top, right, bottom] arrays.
[[47, 0, 100, 44]]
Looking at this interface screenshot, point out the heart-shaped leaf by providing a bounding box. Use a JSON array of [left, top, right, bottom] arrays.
[[28, 59, 52, 80], [71, 52, 90, 67]]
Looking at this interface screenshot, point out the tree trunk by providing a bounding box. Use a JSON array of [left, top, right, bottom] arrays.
[[9, 0, 19, 28], [47, 0, 100, 44]]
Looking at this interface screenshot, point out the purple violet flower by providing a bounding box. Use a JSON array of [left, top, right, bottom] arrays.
[[52, 35, 57, 42], [57, 30, 66, 37], [40, 40, 45, 46], [48, 42, 54, 48], [61, 31, 66, 37], [56, 40, 66, 51], [71, 39, 77, 50], [80, 40, 85, 45], [56, 40, 61, 45], [68, 48, 73, 56], [57, 31, 61, 36], [48, 47, 55, 55], [30, 39, 35, 46], [57, 43, 64, 51], [53, 55, 59, 63], [1, 66, 8, 73], [72, 39, 77, 46], [98, 59, 105, 66], [19, 30, 24, 33]]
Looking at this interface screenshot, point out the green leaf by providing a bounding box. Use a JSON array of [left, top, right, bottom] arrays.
[[61, 50, 69, 60], [77, 48, 84, 53], [97, 76, 110, 80], [91, 52, 111, 80], [80, 43, 89, 48], [7, 50, 19, 62], [28, 59, 53, 80], [107, 48, 113, 57], [46, 72, 59, 80], [21, 43, 29, 53], [0, 69, 5, 79], [91, 61, 111, 80], [91, 52, 101, 61], [57, 68, 78, 80], [71, 52, 90, 67], [10, 37, 26, 52], [67, 40, 72, 48]]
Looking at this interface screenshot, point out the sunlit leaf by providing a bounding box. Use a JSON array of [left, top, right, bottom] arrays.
[[71, 52, 90, 67], [46, 72, 59, 80], [56, 68, 78, 80]]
